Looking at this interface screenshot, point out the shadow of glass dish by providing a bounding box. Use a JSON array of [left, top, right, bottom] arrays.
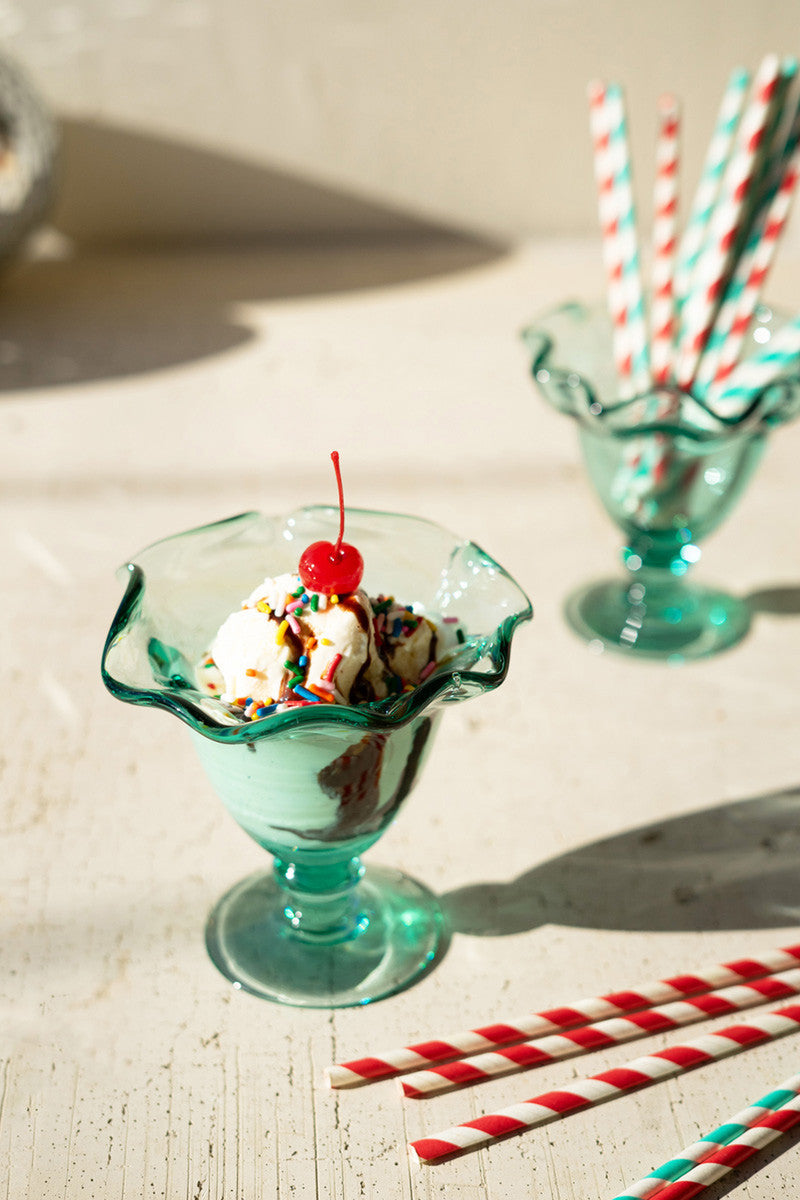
[[442, 785, 800, 936], [0, 118, 506, 390], [747, 584, 800, 617]]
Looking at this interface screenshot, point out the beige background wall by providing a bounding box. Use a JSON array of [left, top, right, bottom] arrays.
[[2, 1, 800, 247]]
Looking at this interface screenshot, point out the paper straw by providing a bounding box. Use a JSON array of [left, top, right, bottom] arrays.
[[712, 312, 800, 416], [588, 81, 638, 393], [604, 83, 651, 395], [616, 94, 679, 514], [698, 93, 800, 400], [613, 1074, 800, 1198], [703, 155, 800, 396], [408, 1003, 800, 1165], [588, 81, 650, 396], [676, 53, 783, 388], [633, 1105, 800, 1200], [326, 940, 800, 1087], [732, 56, 799, 260], [673, 67, 751, 308], [650, 94, 681, 386], [400, 967, 800, 1098]]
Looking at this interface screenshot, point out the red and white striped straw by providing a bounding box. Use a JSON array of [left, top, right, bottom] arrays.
[[711, 311, 800, 417], [624, 1101, 800, 1200], [325, 941, 800, 1087], [613, 1077, 800, 1199], [676, 53, 783, 388], [408, 1003, 800, 1165], [673, 67, 751, 308], [400, 967, 800, 1098], [701, 144, 800, 398], [650, 94, 680, 386]]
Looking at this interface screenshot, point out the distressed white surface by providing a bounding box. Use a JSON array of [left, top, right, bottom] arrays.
[[3, 236, 800, 1197]]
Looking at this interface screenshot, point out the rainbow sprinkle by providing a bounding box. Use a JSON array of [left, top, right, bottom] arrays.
[[322, 652, 342, 683], [284, 658, 304, 689], [209, 579, 461, 724]]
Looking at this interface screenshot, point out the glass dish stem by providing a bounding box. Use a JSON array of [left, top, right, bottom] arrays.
[[272, 853, 367, 943]]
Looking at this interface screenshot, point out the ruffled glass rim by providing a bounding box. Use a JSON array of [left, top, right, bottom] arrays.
[[101, 506, 533, 743], [521, 299, 800, 443]]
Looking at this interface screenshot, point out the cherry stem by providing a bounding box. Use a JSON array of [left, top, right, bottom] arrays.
[[331, 450, 345, 557]]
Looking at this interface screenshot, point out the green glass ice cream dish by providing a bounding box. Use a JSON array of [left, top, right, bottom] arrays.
[[523, 300, 800, 660], [102, 504, 532, 1007]]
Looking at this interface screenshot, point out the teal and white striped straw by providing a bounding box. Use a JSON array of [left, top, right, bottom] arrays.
[[676, 53, 783, 388], [711, 311, 800, 416], [611, 1073, 800, 1199], [696, 69, 800, 395], [697, 153, 800, 400], [603, 83, 651, 396], [588, 81, 638, 391], [673, 66, 751, 309], [734, 54, 800, 259]]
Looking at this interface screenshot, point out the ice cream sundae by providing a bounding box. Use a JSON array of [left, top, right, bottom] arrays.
[[199, 453, 463, 721]]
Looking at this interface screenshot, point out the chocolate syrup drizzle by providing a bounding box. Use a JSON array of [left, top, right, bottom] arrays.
[[271, 717, 433, 843], [210, 583, 437, 720]]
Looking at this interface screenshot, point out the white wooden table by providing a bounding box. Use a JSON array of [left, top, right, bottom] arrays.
[[3, 236, 800, 1198]]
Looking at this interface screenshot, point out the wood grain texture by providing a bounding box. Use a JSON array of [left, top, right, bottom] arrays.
[[2, 237, 800, 1197]]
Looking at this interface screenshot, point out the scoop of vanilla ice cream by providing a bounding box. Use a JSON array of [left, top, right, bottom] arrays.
[[380, 614, 436, 684], [210, 573, 381, 706], [205, 573, 452, 718], [211, 606, 290, 705], [302, 594, 377, 702]]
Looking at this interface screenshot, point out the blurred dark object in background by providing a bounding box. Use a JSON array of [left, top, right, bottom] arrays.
[[0, 51, 58, 260]]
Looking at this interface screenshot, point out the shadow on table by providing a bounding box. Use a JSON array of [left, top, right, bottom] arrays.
[[442, 784, 800, 936], [747, 584, 800, 618], [0, 118, 506, 391]]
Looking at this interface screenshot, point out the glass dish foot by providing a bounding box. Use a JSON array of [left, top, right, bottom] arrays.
[[565, 577, 752, 661], [205, 864, 445, 1008]]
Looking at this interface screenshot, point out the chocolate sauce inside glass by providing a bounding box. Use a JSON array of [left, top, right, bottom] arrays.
[[273, 718, 432, 843]]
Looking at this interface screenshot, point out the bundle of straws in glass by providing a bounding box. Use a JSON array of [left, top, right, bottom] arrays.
[[588, 52, 800, 419]]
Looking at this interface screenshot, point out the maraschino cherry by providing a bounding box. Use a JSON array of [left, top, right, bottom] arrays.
[[299, 451, 364, 595]]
